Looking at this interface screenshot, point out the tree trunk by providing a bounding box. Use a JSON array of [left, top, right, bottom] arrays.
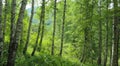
[[51, 0, 57, 55], [31, 0, 45, 56], [7, 0, 16, 65], [90, 1, 94, 63], [38, 0, 45, 52], [80, 28, 88, 63], [109, 20, 113, 66], [97, 0, 102, 65], [111, 0, 119, 66], [3, 0, 8, 45], [19, 23, 23, 52], [103, 0, 109, 66], [0, 0, 3, 59], [7, 0, 27, 66], [59, 0, 66, 56], [23, 0, 34, 55], [9, 0, 16, 59]]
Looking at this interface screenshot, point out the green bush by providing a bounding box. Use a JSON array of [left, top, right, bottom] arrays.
[[15, 54, 80, 66]]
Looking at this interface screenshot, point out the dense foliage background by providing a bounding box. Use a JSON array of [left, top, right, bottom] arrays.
[[0, 0, 120, 66]]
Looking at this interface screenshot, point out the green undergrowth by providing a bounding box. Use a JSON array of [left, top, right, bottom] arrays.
[[15, 53, 80, 66]]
